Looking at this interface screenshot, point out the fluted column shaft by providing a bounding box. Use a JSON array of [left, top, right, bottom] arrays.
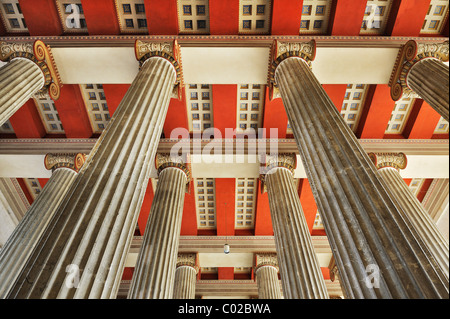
[[274, 56, 448, 298], [6, 56, 176, 299], [256, 265, 282, 299], [0, 165, 78, 298], [377, 166, 449, 278], [173, 266, 197, 299], [128, 166, 187, 299], [0, 58, 45, 126], [407, 58, 449, 121], [265, 165, 328, 299]]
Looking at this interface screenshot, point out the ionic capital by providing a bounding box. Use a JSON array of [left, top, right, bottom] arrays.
[[134, 40, 183, 100], [254, 253, 279, 273], [44, 153, 87, 173], [368, 152, 407, 171], [259, 153, 296, 193], [176, 253, 199, 273], [155, 153, 191, 185], [268, 40, 316, 100], [389, 40, 449, 101], [0, 40, 62, 100], [260, 153, 296, 174]]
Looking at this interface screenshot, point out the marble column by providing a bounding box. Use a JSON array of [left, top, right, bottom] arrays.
[[262, 153, 328, 299], [0, 153, 86, 298], [173, 253, 198, 299], [254, 253, 282, 299], [369, 152, 449, 278], [271, 40, 449, 299], [128, 153, 190, 299], [0, 41, 61, 126], [390, 40, 449, 122], [6, 41, 182, 299]]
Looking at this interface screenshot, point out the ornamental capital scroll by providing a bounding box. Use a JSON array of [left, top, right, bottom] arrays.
[[155, 153, 191, 191], [134, 40, 183, 100], [44, 153, 87, 173], [0, 40, 62, 100], [389, 40, 449, 101], [259, 153, 297, 193], [268, 40, 316, 100], [176, 253, 199, 274], [368, 152, 407, 171], [254, 253, 279, 274]]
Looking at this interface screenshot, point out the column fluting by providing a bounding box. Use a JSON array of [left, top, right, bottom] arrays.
[[369, 152, 449, 278], [407, 58, 449, 121], [0, 57, 45, 126], [263, 154, 328, 299], [128, 154, 190, 299], [173, 253, 198, 299], [0, 153, 85, 298], [272, 41, 449, 299], [255, 253, 282, 299], [6, 44, 179, 299]]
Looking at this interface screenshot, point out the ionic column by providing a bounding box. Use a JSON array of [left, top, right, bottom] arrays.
[[271, 40, 449, 299], [389, 40, 449, 121], [368, 152, 449, 278], [254, 253, 282, 299], [173, 253, 198, 299], [0, 153, 86, 298], [0, 41, 62, 126], [6, 41, 182, 299], [128, 153, 190, 299], [261, 153, 328, 299]]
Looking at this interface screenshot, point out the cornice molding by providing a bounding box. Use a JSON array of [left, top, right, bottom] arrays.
[[0, 138, 448, 156], [1, 35, 448, 48], [127, 235, 331, 254]]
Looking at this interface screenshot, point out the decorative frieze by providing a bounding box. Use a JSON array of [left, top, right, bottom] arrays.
[[0, 40, 62, 100], [268, 40, 316, 100], [368, 152, 407, 171], [389, 40, 449, 101], [44, 153, 87, 173], [134, 40, 183, 100]]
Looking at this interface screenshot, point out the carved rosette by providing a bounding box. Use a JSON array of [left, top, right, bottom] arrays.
[[0, 40, 62, 100], [368, 152, 407, 171], [254, 253, 279, 273], [389, 40, 449, 101], [176, 253, 199, 273], [155, 153, 191, 186], [268, 40, 316, 100], [44, 153, 87, 173], [134, 40, 183, 100], [259, 153, 297, 193]]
